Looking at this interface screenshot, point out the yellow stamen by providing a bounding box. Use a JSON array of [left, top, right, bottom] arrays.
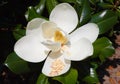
[[54, 30, 68, 45]]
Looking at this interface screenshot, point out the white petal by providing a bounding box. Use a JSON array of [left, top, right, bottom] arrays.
[[65, 38, 93, 61], [14, 35, 49, 63], [26, 18, 46, 37], [41, 21, 59, 39], [70, 23, 99, 43], [42, 40, 61, 52], [50, 3, 78, 34], [42, 52, 71, 77]]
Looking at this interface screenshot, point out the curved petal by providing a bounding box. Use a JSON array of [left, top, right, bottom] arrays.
[[42, 52, 71, 77], [50, 3, 78, 34], [14, 35, 49, 63], [70, 23, 99, 43], [26, 18, 46, 37], [41, 21, 59, 39], [42, 40, 61, 52], [64, 38, 93, 61]]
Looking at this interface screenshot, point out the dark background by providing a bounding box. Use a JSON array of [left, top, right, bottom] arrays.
[[0, 0, 39, 84]]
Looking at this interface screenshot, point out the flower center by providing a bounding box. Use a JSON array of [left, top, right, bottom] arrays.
[[54, 30, 68, 45]]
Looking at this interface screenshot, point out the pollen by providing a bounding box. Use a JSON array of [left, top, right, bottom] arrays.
[[54, 30, 68, 45], [49, 59, 65, 76]]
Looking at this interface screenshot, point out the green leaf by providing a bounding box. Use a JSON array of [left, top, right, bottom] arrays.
[[98, 3, 113, 9], [4, 52, 30, 74], [25, 6, 41, 21], [83, 68, 99, 84], [13, 24, 25, 40], [89, 0, 99, 5], [35, 0, 46, 15], [46, 0, 58, 14], [53, 68, 78, 84], [36, 74, 50, 84], [83, 76, 99, 84], [76, 0, 91, 25], [58, 0, 76, 3], [92, 37, 113, 58], [92, 37, 115, 62], [99, 46, 115, 62], [90, 10, 118, 34]]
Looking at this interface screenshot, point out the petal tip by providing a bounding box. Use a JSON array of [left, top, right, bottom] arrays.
[[50, 3, 78, 34]]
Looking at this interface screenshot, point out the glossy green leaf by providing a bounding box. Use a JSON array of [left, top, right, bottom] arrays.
[[84, 76, 99, 83], [90, 10, 118, 34], [92, 37, 113, 58], [25, 6, 41, 21], [83, 68, 99, 84], [46, 0, 58, 14], [35, 0, 46, 15], [89, 0, 99, 5], [98, 3, 113, 9], [4, 52, 30, 74], [53, 68, 78, 84], [58, 0, 76, 3], [36, 74, 50, 84], [13, 24, 25, 40], [77, 0, 91, 25], [99, 46, 115, 62], [83, 76, 99, 84]]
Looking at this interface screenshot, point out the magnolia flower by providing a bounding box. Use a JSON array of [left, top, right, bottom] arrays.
[[14, 3, 99, 77]]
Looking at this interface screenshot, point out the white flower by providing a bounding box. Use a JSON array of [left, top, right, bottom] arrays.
[[14, 3, 99, 77]]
